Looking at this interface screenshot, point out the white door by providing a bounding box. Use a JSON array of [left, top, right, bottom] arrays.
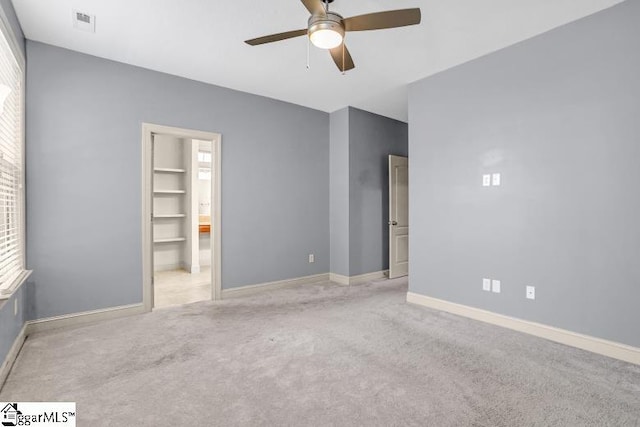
[[389, 155, 408, 279]]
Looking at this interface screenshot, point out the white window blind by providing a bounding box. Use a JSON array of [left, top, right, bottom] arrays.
[[0, 22, 25, 298]]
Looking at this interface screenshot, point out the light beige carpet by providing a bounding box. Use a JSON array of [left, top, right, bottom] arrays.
[[2, 278, 639, 426]]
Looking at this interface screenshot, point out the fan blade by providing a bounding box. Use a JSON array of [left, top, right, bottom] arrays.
[[301, 0, 326, 16], [343, 8, 421, 32], [245, 29, 308, 46], [329, 44, 355, 72]]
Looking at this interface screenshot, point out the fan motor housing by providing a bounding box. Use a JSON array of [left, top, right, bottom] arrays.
[[308, 11, 345, 39]]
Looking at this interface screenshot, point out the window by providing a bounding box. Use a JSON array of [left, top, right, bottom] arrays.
[[0, 19, 27, 299], [197, 151, 212, 163]]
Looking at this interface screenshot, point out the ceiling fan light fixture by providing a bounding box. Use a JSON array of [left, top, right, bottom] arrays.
[[308, 12, 345, 49], [245, 2, 422, 73], [309, 28, 343, 49]]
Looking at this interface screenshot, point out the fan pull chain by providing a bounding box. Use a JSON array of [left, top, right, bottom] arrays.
[[306, 36, 310, 69]]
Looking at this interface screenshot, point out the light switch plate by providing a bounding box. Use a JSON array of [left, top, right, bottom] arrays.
[[526, 286, 535, 300], [492, 173, 501, 186], [483, 278, 491, 291], [482, 175, 491, 187], [308, 254, 315, 263], [492, 280, 501, 293]]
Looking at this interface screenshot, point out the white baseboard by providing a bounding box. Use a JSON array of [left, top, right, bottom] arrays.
[[406, 292, 640, 366], [1, 303, 147, 392], [0, 324, 27, 389], [3, 273, 334, 389], [330, 270, 389, 286], [186, 264, 201, 274], [153, 263, 184, 272], [26, 303, 147, 334], [222, 273, 330, 299], [328, 273, 349, 285], [350, 270, 389, 285]]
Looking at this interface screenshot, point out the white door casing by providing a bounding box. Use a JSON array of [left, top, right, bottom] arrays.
[[150, 133, 155, 304], [142, 123, 222, 311], [389, 155, 408, 279]]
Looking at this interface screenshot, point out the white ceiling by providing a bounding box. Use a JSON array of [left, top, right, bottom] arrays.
[[12, 0, 624, 122]]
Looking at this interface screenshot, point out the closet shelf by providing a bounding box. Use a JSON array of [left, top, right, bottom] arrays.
[[154, 167, 186, 173], [153, 190, 186, 194], [153, 214, 186, 219], [154, 237, 186, 244]]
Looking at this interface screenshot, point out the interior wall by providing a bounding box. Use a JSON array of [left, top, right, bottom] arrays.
[[198, 174, 211, 215], [0, 284, 28, 371], [408, 0, 640, 347], [0, 0, 26, 369], [329, 108, 350, 277], [198, 140, 212, 267], [348, 107, 407, 276], [329, 107, 408, 277], [26, 41, 330, 320]]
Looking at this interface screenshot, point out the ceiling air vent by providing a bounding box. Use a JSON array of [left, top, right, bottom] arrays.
[[72, 10, 96, 33]]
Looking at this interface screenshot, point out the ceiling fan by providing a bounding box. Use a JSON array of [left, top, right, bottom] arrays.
[[245, 0, 421, 72]]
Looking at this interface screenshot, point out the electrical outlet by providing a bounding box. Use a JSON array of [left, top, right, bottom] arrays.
[[14, 298, 18, 316], [492, 173, 501, 186], [491, 280, 501, 293], [483, 278, 491, 292], [308, 254, 315, 263], [482, 175, 491, 187], [526, 286, 535, 300]]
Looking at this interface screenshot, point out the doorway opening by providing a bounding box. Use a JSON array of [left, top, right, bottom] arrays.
[[142, 123, 221, 311]]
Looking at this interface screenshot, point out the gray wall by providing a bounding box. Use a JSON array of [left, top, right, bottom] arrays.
[[0, 284, 29, 368], [329, 108, 350, 276], [408, 0, 640, 347], [329, 107, 408, 277], [0, 0, 25, 368], [349, 108, 407, 276], [26, 41, 329, 320]]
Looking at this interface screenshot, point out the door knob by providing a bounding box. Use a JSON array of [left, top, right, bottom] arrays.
[[389, 221, 398, 226]]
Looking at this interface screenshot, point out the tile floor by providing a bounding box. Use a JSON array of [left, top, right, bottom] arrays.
[[153, 267, 211, 308]]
